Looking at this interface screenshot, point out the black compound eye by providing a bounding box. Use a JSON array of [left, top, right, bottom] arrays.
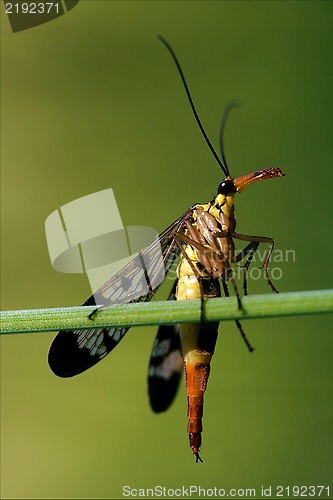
[[217, 179, 236, 195]]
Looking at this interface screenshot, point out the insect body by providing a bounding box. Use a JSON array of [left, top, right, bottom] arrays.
[[147, 166, 283, 462], [48, 37, 284, 462]]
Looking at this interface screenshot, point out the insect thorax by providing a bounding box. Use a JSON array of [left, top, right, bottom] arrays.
[[207, 192, 236, 224], [176, 191, 237, 291], [193, 190, 236, 238]]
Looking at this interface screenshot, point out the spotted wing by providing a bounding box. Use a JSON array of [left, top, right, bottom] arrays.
[[148, 281, 184, 412], [48, 210, 192, 378]]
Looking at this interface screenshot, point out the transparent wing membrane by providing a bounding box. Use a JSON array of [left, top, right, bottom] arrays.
[[48, 210, 192, 377]]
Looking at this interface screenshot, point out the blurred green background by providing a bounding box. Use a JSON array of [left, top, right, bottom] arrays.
[[1, 1, 333, 499]]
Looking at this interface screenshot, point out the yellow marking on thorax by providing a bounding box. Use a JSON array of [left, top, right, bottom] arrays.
[[211, 193, 235, 217], [194, 192, 235, 222]]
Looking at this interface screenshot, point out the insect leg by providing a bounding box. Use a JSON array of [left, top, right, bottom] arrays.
[[232, 232, 278, 293], [87, 304, 103, 320], [222, 279, 254, 352], [234, 241, 260, 295]]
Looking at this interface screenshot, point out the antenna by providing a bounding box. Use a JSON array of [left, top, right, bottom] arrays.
[[158, 36, 230, 178], [218, 100, 240, 176]]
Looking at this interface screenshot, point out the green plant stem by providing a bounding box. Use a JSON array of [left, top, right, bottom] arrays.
[[1, 289, 332, 335]]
